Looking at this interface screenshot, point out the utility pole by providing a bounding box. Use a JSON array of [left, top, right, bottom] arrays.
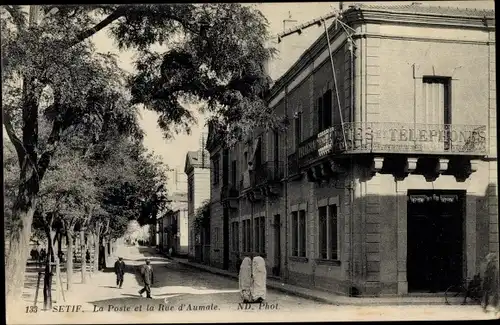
[[272, 2, 358, 289]]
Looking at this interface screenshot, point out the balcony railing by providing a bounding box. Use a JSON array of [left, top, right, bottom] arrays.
[[253, 161, 285, 187], [298, 122, 487, 166], [220, 184, 239, 201]]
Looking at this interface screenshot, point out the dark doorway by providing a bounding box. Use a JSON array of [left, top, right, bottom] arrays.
[[272, 215, 281, 277], [407, 190, 465, 293]]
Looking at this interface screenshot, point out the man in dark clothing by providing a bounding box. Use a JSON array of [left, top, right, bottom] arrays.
[[138, 259, 154, 298], [114, 257, 126, 288], [98, 245, 106, 270]]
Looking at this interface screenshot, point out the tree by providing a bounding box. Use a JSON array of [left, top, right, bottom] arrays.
[[2, 4, 277, 305], [32, 144, 97, 307]]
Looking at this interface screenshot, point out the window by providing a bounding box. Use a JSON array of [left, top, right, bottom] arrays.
[[318, 204, 339, 260], [246, 219, 252, 252], [254, 217, 260, 253], [231, 160, 237, 186], [242, 220, 247, 252], [299, 210, 306, 257], [291, 210, 306, 257], [319, 206, 327, 259], [291, 211, 298, 256], [318, 89, 333, 132], [423, 76, 451, 149], [232, 222, 239, 252], [222, 149, 229, 186], [212, 156, 220, 185], [254, 216, 266, 254], [294, 112, 302, 149], [242, 219, 252, 252]]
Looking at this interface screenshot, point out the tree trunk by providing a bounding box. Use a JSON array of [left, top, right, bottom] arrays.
[[93, 232, 100, 273], [104, 237, 110, 261], [43, 228, 56, 310], [66, 230, 74, 291], [80, 230, 87, 284], [56, 231, 62, 260], [4, 204, 36, 311]]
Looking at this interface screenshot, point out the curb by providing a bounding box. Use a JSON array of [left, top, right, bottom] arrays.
[[176, 260, 453, 306]]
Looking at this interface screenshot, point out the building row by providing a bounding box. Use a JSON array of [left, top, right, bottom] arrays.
[[196, 4, 497, 297]]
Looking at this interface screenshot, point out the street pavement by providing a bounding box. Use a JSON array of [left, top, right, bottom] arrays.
[[10, 245, 499, 324]]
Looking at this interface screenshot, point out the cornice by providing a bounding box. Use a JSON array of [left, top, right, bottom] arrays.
[[350, 10, 495, 30], [266, 7, 495, 105], [352, 33, 493, 46]]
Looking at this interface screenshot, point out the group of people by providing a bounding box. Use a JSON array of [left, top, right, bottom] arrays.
[[239, 254, 267, 303], [30, 247, 46, 267], [113, 257, 154, 299]]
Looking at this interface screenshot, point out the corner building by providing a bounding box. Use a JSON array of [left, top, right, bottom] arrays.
[[206, 4, 497, 296]]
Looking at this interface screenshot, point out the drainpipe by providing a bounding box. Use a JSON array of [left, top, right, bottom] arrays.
[[349, 24, 357, 297], [283, 83, 289, 282]]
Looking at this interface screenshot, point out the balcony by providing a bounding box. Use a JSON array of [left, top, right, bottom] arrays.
[[297, 122, 487, 182], [253, 161, 285, 187], [220, 184, 239, 209], [299, 122, 487, 166], [242, 161, 285, 202]]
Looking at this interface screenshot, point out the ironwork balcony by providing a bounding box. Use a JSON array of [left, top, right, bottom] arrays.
[[253, 161, 285, 187], [298, 122, 487, 167], [220, 184, 239, 201]]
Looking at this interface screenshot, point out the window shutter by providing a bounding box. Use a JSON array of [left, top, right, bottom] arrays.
[[318, 97, 324, 132], [324, 90, 333, 129]]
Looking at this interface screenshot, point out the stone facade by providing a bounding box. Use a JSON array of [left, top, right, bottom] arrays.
[[185, 148, 211, 260], [206, 4, 497, 297]]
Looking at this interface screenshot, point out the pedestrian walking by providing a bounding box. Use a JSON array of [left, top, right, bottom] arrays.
[[251, 256, 267, 302], [239, 256, 253, 303], [138, 259, 154, 298], [114, 257, 126, 288]]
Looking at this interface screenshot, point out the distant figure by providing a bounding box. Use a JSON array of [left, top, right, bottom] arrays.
[[39, 248, 47, 265], [114, 257, 126, 288], [168, 247, 173, 257], [481, 253, 499, 313], [58, 251, 65, 263], [239, 256, 253, 303], [30, 248, 39, 264], [85, 250, 91, 263], [251, 256, 267, 302], [138, 259, 154, 298], [98, 245, 106, 270]]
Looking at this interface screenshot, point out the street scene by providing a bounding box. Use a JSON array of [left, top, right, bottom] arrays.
[[15, 244, 497, 323], [3, 1, 499, 324]]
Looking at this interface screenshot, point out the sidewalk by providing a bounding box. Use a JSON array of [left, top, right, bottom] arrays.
[[174, 258, 462, 306], [21, 253, 120, 309]]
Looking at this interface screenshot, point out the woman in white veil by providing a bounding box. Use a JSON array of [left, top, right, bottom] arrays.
[[239, 256, 253, 302]]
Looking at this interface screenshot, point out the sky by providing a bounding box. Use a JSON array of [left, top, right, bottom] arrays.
[[35, 1, 497, 191]]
